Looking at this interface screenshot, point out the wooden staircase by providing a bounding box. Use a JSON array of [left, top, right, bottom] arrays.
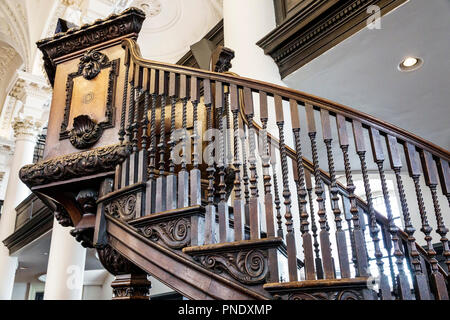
[[18, 8, 449, 300]]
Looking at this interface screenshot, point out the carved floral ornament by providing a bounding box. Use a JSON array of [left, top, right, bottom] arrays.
[[19, 142, 131, 187]]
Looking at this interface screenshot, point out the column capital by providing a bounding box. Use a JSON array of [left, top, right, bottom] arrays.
[[12, 117, 41, 140], [8, 71, 51, 103]]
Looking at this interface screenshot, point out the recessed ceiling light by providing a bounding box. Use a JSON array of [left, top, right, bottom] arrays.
[[19, 266, 28, 270], [399, 56, 423, 72], [43, 252, 48, 255]]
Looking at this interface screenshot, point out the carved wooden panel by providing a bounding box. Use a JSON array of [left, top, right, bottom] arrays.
[[60, 49, 119, 149]]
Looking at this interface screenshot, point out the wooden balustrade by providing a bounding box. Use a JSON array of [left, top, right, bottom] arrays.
[[105, 38, 449, 300]]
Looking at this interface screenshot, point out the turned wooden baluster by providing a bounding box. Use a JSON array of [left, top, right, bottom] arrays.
[[166, 72, 178, 210], [389, 140, 433, 300], [305, 104, 334, 279], [204, 79, 216, 244], [259, 91, 276, 239], [436, 159, 450, 207], [336, 115, 369, 277], [386, 135, 430, 300], [122, 62, 136, 187], [420, 150, 450, 280], [216, 81, 230, 242], [289, 100, 315, 280], [130, 63, 142, 185], [341, 195, 357, 275], [230, 84, 244, 241], [244, 87, 260, 239], [190, 76, 202, 206], [145, 68, 159, 214], [369, 130, 410, 299], [241, 124, 250, 227], [155, 71, 168, 213], [320, 109, 350, 278], [269, 138, 283, 239], [116, 49, 130, 190], [407, 148, 449, 299], [139, 68, 150, 212], [274, 94, 297, 281], [305, 169, 323, 279], [177, 74, 189, 208], [352, 120, 392, 299]]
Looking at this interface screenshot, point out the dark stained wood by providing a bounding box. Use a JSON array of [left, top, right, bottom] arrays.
[[420, 150, 450, 275], [274, 93, 297, 281], [306, 104, 334, 280], [258, 0, 407, 78], [335, 115, 368, 277], [320, 109, 350, 279]]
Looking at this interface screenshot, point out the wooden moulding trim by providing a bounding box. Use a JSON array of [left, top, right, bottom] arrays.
[[97, 182, 146, 203], [2, 208, 53, 254], [263, 277, 370, 291], [123, 38, 449, 161], [129, 205, 205, 227], [105, 214, 270, 300], [258, 0, 407, 77], [183, 237, 283, 255]]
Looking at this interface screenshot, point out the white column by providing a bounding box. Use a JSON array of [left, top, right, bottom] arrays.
[[0, 117, 40, 299], [223, 0, 284, 85], [44, 218, 86, 300]]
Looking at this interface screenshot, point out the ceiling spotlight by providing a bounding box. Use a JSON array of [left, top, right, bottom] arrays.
[[19, 266, 28, 270], [43, 252, 48, 255], [399, 56, 423, 72]]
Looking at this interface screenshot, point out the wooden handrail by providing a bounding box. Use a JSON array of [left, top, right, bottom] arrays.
[[122, 38, 449, 162]]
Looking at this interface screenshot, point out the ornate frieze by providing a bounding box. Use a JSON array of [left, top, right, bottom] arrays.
[[19, 142, 131, 187], [36, 7, 146, 85]]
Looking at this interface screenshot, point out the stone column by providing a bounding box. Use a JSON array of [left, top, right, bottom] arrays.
[[43, 218, 87, 300], [223, 0, 284, 85], [0, 117, 40, 299]]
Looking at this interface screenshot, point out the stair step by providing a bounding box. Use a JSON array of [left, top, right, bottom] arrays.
[[183, 237, 283, 285]]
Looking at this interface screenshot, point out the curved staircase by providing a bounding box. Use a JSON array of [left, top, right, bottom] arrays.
[[20, 8, 449, 300]]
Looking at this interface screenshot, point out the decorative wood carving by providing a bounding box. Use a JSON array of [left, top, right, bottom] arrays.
[[211, 46, 235, 73], [288, 290, 363, 300], [105, 193, 137, 222], [111, 273, 151, 300], [70, 188, 99, 248], [36, 7, 146, 85], [60, 49, 118, 144], [193, 249, 269, 285], [68, 115, 103, 149], [97, 244, 142, 275], [19, 143, 131, 187], [139, 217, 191, 249], [183, 238, 282, 285], [54, 204, 73, 227]]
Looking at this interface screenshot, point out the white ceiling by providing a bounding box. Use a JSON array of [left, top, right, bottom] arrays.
[[134, 0, 222, 63], [284, 0, 450, 150]]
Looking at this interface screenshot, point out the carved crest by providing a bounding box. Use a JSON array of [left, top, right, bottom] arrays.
[[78, 50, 109, 80]]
